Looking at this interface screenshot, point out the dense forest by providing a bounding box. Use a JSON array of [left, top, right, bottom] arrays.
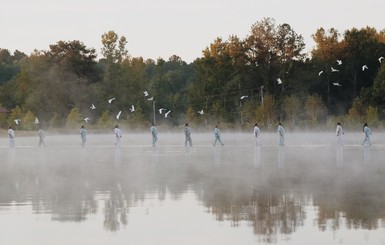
[[1, 18, 385, 131]]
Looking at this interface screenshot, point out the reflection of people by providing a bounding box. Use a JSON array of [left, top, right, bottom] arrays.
[[213, 125, 224, 146], [114, 125, 122, 146], [336, 122, 344, 145], [80, 125, 87, 147], [254, 123, 260, 146], [8, 126, 15, 148], [184, 123, 193, 147], [362, 123, 372, 146], [278, 122, 285, 146], [38, 126, 46, 147], [151, 123, 158, 147]]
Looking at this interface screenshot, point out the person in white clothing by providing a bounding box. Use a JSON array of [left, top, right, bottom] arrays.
[[114, 125, 122, 146], [8, 126, 15, 148], [278, 122, 285, 146], [336, 122, 344, 145], [253, 123, 260, 146], [38, 126, 46, 147]]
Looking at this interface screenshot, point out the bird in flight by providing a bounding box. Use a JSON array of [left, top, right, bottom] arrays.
[[84, 117, 90, 123], [116, 111, 121, 120], [143, 91, 149, 97], [332, 82, 342, 87], [337, 60, 342, 65], [147, 97, 154, 101], [277, 78, 282, 84], [331, 67, 339, 72], [108, 98, 115, 104], [14, 119, 21, 125], [318, 71, 323, 76], [165, 110, 171, 118], [159, 108, 166, 114], [90, 104, 96, 110], [362, 65, 368, 71], [35, 117, 39, 124], [379, 57, 384, 63], [197, 110, 204, 115], [130, 105, 135, 112], [240, 95, 248, 100]]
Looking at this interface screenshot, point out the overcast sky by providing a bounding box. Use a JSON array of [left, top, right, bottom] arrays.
[[1, 0, 384, 63]]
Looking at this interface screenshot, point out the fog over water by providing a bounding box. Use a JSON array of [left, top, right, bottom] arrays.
[[0, 132, 385, 244]]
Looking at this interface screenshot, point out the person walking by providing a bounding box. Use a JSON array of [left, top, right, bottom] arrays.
[[254, 123, 260, 146], [213, 125, 224, 146], [336, 122, 344, 145], [114, 125, 122, 146], [8, 126, 15, 148], [184, 123, 193, 147], [362, 123, 372, 146], [38, 126, 46, 147], [278, 122, 285, 146], [80, 125, 87, 147], [151, 123, 158, 147]]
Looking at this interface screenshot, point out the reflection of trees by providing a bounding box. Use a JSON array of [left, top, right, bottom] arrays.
[[1, 146, 385, 238]]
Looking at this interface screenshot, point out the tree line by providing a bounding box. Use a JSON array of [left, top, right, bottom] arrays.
[[1, 17, 385, 131]]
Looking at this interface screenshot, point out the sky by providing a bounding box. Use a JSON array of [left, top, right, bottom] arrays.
[[1, 0, 385, 63]]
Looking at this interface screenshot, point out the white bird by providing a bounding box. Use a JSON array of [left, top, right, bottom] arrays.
[[90, 104, 96, 110], [84, 117, 91, 123], [277, 78, 282, 84], [197, 110, 204, 115], [116, 111, 121, 120], [159, 108, 166, 114], [379, 57, 384, 63], [332, 82, 342, 87], [318, 71, 324, 76], [108, 98, 115, 104], [331, 67, 339, 72], [362, 65, 368, 71], [147, 97, 153, 101], [35, 117, 39, 124], [130, 105, 135, 112], [143, 91, 149, 97], [240, 95, 248, 100], [165, 110, 171, 118], [337, 60, 342, 65], [14, 119, 21, 125]]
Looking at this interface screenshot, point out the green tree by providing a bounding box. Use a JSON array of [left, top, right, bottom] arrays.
[[7, 105, 23, 127], [305, 95, 326, 125], [66, 107, 83, 129], [22, 110, 36, 130], [283, 95, 301, 126]]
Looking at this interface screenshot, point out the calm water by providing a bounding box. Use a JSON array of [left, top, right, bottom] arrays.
[[0, 132, 385, 245]]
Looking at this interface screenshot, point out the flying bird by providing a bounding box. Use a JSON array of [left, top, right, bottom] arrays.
[[90, 104, 96, 110], [240, 95, 248, 100], [84, 117, 91, 123], [130, 105, 135, 112], [318, 71, 323, 76], [379, 57, 384, 63], [331, 67, 339, 72], [159, 108, 166, 114], [277, 78, 282, 84], [143, 91, 149, 97], [147, 97, 153, 101], [332, 82, 342, 87], [197, 110, 204, 115], [337, 60, 342, 65], [108, 98, 115, 104], [116, 111, 121, 120], [35, 117, 39, 124], [362, 65, 368, 71], [165, 110, 171, 118], [14, 119, 21, 125]]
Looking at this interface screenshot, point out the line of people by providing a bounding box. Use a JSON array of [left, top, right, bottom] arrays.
[[5, 122, 374, 148]]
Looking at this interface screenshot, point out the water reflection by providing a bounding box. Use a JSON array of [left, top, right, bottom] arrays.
[[363, 146, 371, 164], [0, 145, 384, 243]]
